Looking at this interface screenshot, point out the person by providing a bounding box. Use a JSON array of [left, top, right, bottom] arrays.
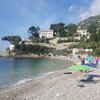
[[96, 60, 98, 68], [77, 55, 81, 59], [81, 58, 85, 65]]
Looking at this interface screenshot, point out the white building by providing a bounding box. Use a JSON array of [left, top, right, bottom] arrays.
[[76, 26, 89, 38], [39, 30, 53, 38]]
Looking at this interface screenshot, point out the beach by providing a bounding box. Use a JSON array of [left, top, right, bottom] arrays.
[[0, 55, 100, 100], [0, 68, 100, 100]]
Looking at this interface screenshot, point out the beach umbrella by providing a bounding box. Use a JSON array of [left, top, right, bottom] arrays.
[[69, 64, 90, 71], [84, 63, 97, 68], [94, 57, 100, 61], [85, 56, 93, 61]]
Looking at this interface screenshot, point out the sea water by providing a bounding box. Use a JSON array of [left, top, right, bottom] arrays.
[[0, 57, 73, 89]]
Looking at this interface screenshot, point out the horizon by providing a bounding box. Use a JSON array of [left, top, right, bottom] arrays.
[[0, 0, 100, 51]]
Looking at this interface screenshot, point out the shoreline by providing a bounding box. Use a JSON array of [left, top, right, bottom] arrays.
[[0, 53, 79, 63], [0, 53, 45, 58], [0, 49, 81, 65], [0, 68, 78, 100]]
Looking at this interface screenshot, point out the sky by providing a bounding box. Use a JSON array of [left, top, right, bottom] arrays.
[[0, 0, 100, 51]]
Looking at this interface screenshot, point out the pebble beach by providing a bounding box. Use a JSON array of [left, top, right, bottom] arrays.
[[0, 56, 100, 100]]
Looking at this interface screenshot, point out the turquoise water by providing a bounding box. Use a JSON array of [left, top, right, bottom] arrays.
[[0, 57, 73, 89]]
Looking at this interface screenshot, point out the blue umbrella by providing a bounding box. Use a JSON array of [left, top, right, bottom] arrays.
[[85, 56, 93, 61], [84, 63, 97, 68]]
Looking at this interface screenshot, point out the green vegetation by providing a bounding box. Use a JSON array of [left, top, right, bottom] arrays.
[[70, 23, 100, 56], [29, 36, 50, 44], [50, 23, 77, 37], [93, 49, 100, 56], [28, 26, 40, 38], [19, 44, 54, 55], [50, 23, 66, 37], [65, 24, 77, 36], [2, 36, 21, 45]]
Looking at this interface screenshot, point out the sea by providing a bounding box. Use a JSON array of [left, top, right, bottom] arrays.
[[0, 57, 73, 89]]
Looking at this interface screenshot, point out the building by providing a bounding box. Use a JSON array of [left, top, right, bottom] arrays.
[[76, 26, 90, 38], [10, 44, 15, 51], [39, 30, 53, 38]]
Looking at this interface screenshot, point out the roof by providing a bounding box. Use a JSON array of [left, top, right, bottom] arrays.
[[40, 29, 53, 32]]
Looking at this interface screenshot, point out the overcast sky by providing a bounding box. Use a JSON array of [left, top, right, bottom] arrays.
[[0, 0, 100, 50]]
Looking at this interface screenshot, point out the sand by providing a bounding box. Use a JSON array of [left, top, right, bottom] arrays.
[[0, 55, 100, 100]]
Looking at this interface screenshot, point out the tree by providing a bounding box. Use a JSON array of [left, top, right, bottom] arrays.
[[2, 35, 21, 45], [20, 41, 26, 51], [28, 26, 40, 38], [87, 24, 97, 34], [97, 29, 100, 42], [65, 24, 77, 36], [50, 23, 66, 37], [80, 35, 86, 43], [87, 24, 97, 42]]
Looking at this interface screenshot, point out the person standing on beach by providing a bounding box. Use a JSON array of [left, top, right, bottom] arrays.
[[77, 55, 81, 59], [81, 58, 85, 65], [96, 60, 98, 68], [77, 56, 85, 65]]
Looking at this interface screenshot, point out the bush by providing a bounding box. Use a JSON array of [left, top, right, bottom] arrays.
[[29, 37, 50, 44], [19, 44, 53, 54], [93, 49, 100, 56], [6, 47, 10, 51]]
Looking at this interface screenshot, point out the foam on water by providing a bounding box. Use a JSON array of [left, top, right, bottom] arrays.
[[37, 71, 55, 79], [14, 71, 55, 86], [14, 78, 32, 86]]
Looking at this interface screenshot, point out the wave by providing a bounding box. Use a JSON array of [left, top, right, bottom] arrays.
[[14, 78, 32, 86], [37, 71, 55, 79], [14, 71, 55, 86]]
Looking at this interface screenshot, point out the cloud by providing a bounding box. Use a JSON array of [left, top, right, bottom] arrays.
[[80, 0, 100, 20], [69, 5, 76, 13]]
